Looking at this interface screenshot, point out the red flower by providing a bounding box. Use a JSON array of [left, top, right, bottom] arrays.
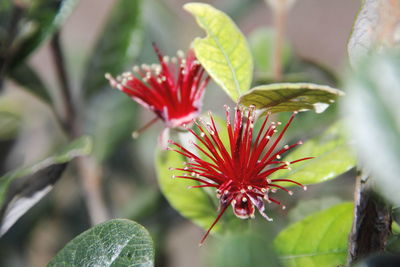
[[168, 106, 313, 244], [106, 45, 210, 129]]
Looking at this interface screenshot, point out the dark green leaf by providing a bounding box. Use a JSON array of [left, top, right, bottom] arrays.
[[0, 136, 92, 236], [274, 202, 353, 267], [48, 219, 154, 267], [239, 83, 344, 113], [184, 2, 253, 102], [85, 90, 137, 162], [343, 50, 400, 206], [8, 63, 52, 104], [9, 0, 79, 68], [83, 0, 142, 97], [270, 122, 356, 186]]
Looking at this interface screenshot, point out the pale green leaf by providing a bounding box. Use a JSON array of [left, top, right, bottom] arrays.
[[239, 83, 344, 113], [274, 202, 353, 267], [343, 50, 400, 206], [155, 147, 219, 233], [348, 0, 400, 66], [270, 122, 356, 186], [184, 3, 253, 102], [0, 111, 20, 140], [48, 219, 154, 267]]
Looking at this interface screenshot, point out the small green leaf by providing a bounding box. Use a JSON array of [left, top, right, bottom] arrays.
[[249, 27, 292, 79], [155, 147, 219, 233], [274, 202, 353, 267], [239, 83, 344, 113], [270, 122, 356, 186], [83, 0, 142, 97], [48, 219, 154, 267], [8, 63, 52, 104], [348, 0, 400, 66], [343, 50, 400, 206], [85, 90, 137, 162], [184, 3, 253, 102], [0, 136, 92, 236]]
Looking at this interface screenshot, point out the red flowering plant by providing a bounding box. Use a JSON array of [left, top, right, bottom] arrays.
[[167, 105, 313, 244], [106, 44, 210, 137]]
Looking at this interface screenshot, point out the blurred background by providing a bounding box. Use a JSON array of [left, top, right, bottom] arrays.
[[0, 0, 361, 266]]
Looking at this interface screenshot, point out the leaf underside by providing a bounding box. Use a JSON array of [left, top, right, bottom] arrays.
[[240, 83, 344, 113]]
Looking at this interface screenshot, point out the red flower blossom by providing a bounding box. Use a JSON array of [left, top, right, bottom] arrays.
[[168, 106, 313, 244], [106, 45, 210, 130]]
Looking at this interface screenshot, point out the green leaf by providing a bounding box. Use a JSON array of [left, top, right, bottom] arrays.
[[155, 147, 219, 233], [83, 0, 142, 97], [239, 83, 344, 113], [0, 96, 23, 140], [211, 230, 281, 267], [85, 90, 137, 162], [0, 136, 92, 236], [249, 27, 292, 79], [348, 0, 400, 66], [274, 202, 353, 267], [0, 111, 20, 140], [342, 50, 400, 206], [8, 63, 52, 104], [8, 0, 79, 68], [48, 219, 154, 267], [184, 3, 253, 102], [270, 122, 356, 186]]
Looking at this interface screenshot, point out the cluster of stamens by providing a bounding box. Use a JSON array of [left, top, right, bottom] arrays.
[[106, 45, 209, 129], [167, 105, 313, 244]]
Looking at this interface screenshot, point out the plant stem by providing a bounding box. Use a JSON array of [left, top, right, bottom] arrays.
[[50, 32, 109, 225], [272, 0, 287, 82], [347, 171, 392, 265], [50, 32, 76, 135]]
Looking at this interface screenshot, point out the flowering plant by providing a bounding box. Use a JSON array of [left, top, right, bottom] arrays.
[[0, 1, 395, 267]]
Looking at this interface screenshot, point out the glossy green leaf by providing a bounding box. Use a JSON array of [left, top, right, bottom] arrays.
[[240, 83, 344, 113], [48, 219, 154, 267], [348, 0, 400, 66], [184, 3, 253, 102], [343, 51, 400, 206], [85, 90, 137, 162], [155, 147, 219, 233], [249, 27, 292, 79], [0, 136, 92, 236], [270, 121, 356, 186], [8, 63, 52, 104], [83, 0, 142, 97], [9, 0, 79, 68], [274, 202, 353, 267]]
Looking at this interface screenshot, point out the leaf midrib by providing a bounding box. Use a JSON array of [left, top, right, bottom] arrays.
[[279, 249, 347, 260], [197, 15, 242, 98]]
